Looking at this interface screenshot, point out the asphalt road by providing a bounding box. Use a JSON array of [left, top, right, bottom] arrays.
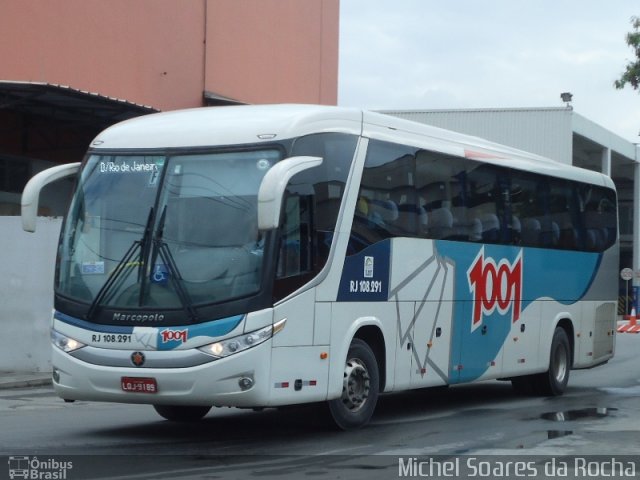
[[1, 334, 639, 479]]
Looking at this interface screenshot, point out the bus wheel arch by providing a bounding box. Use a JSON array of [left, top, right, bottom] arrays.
[[511, 317, 574, 396], [328, 326, 385, 430], [555, 317, 575, 369], [353, 325, 386, 392]]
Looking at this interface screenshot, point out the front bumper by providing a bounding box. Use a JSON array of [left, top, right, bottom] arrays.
[[51, 339, 273, 407]]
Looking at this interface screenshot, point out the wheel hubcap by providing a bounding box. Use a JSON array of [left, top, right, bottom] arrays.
[[553, 343, 568, 383], [340, 358, 370, 412]]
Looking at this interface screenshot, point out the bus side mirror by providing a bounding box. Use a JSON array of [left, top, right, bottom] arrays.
[[21, 162, 81, 232], [257, 156, 322, 230]]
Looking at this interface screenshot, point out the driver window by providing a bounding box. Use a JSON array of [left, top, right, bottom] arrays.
[[277, 194, 312, 278]]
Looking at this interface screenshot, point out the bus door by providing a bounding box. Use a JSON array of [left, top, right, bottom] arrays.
[[389, 238, 454, 389]]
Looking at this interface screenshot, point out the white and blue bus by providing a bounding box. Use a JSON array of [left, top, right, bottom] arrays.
[[22, 105, 618, 429]]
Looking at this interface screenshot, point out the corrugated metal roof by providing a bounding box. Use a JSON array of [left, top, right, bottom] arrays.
[[0, 81, 158, 127], [572, 113, 637, 160], [382, 107, 638, 165], [383, 106, 569, 115], [383, 108, 574, 164]]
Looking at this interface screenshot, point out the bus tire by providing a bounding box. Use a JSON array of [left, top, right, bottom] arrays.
[[328, 338, 379, 430], [153, 405, 211, 422], [535, 327, 571, 396]]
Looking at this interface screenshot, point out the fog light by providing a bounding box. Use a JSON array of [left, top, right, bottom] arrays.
[[238, 377, 254, 390], [52, 368, 60, 383]]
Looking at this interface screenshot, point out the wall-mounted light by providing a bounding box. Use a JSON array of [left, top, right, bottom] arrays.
[[560, 92, 573, 107]]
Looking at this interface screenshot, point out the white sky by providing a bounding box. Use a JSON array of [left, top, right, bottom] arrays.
[[338, 0, 640, 143]]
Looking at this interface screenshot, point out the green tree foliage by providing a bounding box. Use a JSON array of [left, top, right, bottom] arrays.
[[615, 16, 640, 91]]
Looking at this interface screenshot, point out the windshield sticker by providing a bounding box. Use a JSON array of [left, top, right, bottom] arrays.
[[81, 261, 105, 275], [148, 168, 160, 186], [257, 158, 272, 170], [151, 264, 169, 285]]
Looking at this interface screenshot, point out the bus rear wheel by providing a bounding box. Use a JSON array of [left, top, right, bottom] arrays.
[[510, 327, 571, 396], [153, 405, 211, 422], [535, 327, 571, 396], [328, 338, 379, 430]]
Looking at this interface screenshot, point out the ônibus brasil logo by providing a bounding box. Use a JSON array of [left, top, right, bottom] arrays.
[[467, 247, 523, 332]]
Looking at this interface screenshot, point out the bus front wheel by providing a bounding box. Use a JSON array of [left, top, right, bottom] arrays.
[[153, 404, 211, 422], [328, 338, 380, 430]]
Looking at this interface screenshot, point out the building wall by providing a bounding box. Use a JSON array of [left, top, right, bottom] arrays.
[[0, 217, 61, 373], [385, 108, 574, 165], [0, 0, 339, 110], [206, 0, 339, 105], [0, 0, 206, 111]]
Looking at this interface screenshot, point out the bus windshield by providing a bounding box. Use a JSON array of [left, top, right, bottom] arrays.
[[57, 149, 282, 314]]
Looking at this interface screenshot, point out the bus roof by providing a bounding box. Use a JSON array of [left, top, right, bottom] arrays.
[[91, 104, 363, 150], [90, 104, 613, 189]]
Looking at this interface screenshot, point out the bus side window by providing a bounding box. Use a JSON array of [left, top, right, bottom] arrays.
[[583, 188, 617, 252], [276, 194, 312, 278], [273, 194, 316, 301], [348, 140, 417, 254]]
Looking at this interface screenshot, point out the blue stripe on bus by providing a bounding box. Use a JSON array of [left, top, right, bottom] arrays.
[[54, 311, 245, 345], [156, 315, 245, 350], [53, 312, 135, 334]]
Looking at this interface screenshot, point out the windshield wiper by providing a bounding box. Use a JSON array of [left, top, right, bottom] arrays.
[[86, 205, 199, 323], [86, 207, 155, 321], [151, 206, 199, 322]]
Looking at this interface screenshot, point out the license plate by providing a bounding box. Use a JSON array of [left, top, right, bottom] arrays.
[[121, 377, 158, 394]]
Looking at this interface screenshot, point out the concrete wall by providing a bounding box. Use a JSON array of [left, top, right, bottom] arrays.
[[0, 217, 61, 373]]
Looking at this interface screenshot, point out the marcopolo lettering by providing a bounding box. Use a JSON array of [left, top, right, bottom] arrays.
[[113, 312, 165, 323], [467, 247, 523, 331]]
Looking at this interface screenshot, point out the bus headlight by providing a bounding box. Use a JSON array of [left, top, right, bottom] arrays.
[[51, 330, 86, 353], [198, 318, 286, 359]]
